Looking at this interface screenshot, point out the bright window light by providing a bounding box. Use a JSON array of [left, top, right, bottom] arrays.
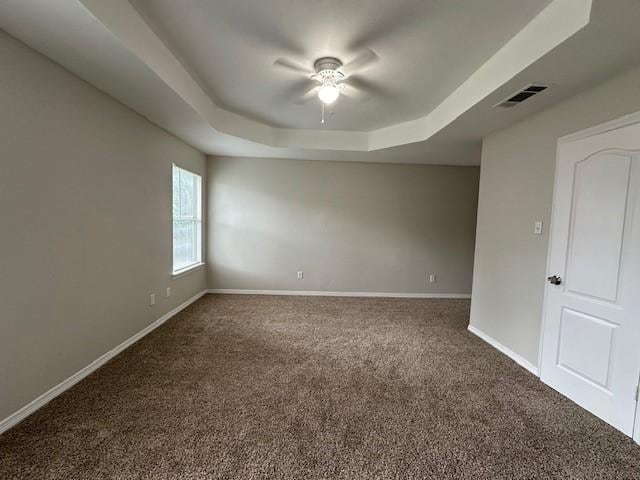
[[172, 164, 202, 274]]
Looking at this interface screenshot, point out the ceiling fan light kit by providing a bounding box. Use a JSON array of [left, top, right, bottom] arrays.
[[312, 57, 345, 105], [317, 84, 340, 105]]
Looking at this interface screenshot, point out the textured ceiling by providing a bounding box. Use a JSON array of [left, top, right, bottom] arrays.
[[131, 0, 550, 131]]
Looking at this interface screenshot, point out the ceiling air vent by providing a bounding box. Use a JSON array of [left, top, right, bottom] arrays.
[[495, 84, 549, 108]]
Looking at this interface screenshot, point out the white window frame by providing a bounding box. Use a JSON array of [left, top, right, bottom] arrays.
[[172, 164, 203, 276]]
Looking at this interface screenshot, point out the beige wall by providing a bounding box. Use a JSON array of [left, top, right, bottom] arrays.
[[207, 156, 479, 294], [470, 65, 640, 366], [0, 31, 207, 421]]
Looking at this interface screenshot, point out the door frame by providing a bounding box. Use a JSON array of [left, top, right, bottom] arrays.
[[538, 110, 640, 444]]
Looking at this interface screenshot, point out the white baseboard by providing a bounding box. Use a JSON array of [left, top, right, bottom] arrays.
[[207, 289, 471, 299], [0, 290, 207, 436], [467, 325, 539, 376]]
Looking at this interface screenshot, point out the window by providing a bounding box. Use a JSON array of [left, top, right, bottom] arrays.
[[172, 164, 202, 274]]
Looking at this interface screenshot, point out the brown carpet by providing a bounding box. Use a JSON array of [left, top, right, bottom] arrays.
[[1, 295, 639, 479]]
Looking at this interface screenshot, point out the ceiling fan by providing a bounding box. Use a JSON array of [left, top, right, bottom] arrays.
[[274, 49, 381, 122], [309, 57, 346, 105]]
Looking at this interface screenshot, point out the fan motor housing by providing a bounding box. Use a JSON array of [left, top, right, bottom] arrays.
[[314, 57, 342, 73]]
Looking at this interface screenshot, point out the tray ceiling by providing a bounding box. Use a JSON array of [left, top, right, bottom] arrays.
[[3, 1, 639, 165], [130, 0, 550, 131]]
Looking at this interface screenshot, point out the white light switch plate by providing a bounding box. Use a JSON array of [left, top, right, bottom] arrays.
[[534, 221, 543, 235]]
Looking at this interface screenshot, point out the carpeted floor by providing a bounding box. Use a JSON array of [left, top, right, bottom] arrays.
[[1, 295, 639, 479]]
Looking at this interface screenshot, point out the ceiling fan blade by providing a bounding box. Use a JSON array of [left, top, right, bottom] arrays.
[[340, 84, 370, 101], [274, 58, 314, 75], [345, 76, 393, 100], [294, 85, 319, 104], [274, 78, 317, 104], [339, 49, 379, 78]]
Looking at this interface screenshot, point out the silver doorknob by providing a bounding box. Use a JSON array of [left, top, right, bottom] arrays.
[[547, 275, 562, 285]]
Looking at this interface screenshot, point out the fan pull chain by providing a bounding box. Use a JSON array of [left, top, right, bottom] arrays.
[[321, 103, 325, 124]]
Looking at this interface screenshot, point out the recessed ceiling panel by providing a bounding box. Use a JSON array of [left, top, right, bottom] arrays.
[[131, 0, 551, 131]]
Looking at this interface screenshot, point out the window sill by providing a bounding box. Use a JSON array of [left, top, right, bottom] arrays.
[[172, 262, 205, 279]]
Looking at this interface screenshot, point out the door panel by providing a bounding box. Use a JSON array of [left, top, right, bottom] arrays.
[[541, 120, 640, 438], [566, 153, 631, 302], [557, 307, 616, 389]]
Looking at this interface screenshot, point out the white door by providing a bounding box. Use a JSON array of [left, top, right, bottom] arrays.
[[540, 117, 640, 437]]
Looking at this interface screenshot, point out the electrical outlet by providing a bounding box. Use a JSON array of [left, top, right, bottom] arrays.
[[297, 271, 304, 280], [429, 274, 436, 284], [166, 287, 171, 298], [149, 293, 156, 306]]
